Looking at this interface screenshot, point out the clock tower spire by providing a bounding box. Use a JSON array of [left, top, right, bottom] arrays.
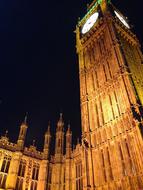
[[76, 0, 143, 189]]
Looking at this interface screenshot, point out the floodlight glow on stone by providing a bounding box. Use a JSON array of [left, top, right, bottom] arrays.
[[82, 12, 99, 34], [114, 11, 130, 29]]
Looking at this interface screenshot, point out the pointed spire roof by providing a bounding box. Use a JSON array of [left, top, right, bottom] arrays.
[[45, 122, 51, 135], [66, 123, 72, 135], [57, 113, 64, 130], [59, 113, 63, 121], [22, 112, 28, 126]]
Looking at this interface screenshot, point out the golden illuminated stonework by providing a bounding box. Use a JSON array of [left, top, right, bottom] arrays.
[[0, 114, 83, 190], [0, 0, 143, 190], [76, 0, 143, 189]]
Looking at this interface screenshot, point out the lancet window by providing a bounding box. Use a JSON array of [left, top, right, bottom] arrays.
[[1, 155, 11, 173], [75, 162, 83, 190], [16, 177, 23, 190], [18, 159, 26, 177], [32, 163, 39, 180], [30, 181, 37, 190]]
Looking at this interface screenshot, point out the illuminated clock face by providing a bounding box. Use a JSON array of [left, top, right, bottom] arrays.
[[82, 12, 99, 34], [114, 10, 130, 29]]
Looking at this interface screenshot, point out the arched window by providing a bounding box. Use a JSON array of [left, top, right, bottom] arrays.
[[32, 163, 39, 180], [0, 174, 7, 188], [18, 160, 26, 177], [30, 181, 37, 190], [1, 155, 11, 173], [16, 177, 23, 190], [75, 162, 83, 190]]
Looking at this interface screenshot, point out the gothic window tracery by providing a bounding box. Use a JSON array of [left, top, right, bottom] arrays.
[[15, 160, 26, 190], [32, 163, 39, 180], [75, 162, 83, 190], [30, 181, 37, 190], [18, 160, 26, 177], [0, 174, 7, 188], [1, 155, 11, 173], [0, 155, 11, 189], [16, 177, 23, 190], [30, 162, 39, 190]]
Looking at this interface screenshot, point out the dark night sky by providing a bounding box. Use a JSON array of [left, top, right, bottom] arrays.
[[0, 0, 143, 150]]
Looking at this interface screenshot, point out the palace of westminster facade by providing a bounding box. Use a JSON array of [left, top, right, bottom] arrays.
[[1, 0, 143, 189]]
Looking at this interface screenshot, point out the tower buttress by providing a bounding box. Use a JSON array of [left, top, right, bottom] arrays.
[[51, 113, 65, 190], [66, 124, 72, 158], [43, 123, 51, 159], [65, 124, 72, 190], [76, 0, 143, 189], [17, 115, 28, 150]]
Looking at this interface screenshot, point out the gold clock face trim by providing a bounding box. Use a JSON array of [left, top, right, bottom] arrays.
[[114, 10, 130, 29], [81, 12, 99, 34]]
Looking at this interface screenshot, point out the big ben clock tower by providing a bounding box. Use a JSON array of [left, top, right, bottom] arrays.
[[76, 0, 143, 189]]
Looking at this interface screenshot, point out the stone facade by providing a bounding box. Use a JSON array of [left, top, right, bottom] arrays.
[[0, 0, 143, 190], [0, 114, 83, 190]]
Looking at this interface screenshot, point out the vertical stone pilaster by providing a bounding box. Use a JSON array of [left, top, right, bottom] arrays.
[[37, 160, 48, 190], [6, 152, 22, 189], [65, 159, 72, 190]]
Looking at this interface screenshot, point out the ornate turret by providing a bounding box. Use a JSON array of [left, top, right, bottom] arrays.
[[66, 124, 72, 158], [55, 113, 64, 161], [17, 114, 28, 150], [43, 123, 51, 159]]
